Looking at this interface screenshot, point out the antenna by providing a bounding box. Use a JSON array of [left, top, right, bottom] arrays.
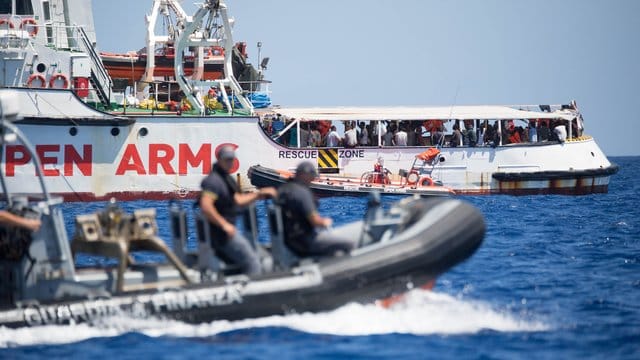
[[260, 57, 270, 70]]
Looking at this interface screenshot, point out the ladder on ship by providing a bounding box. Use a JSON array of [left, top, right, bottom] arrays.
[[76, 26, 112, 108]]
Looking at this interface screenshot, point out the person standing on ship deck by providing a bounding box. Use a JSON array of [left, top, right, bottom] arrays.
[[326, 125, 341, 147], [528, 120, 538, 142], [537, 121, 550, 142], [463, 121, 477, 147], [308, 122, 322, 147], [372, 121, 387, 146], [344, 124, 358, 148], [199, 146, 277, 275], [450, 123, 462, 147], [394, 125, 408, 146], [358, 122, 369, 146], [383, 123, 394, 146]]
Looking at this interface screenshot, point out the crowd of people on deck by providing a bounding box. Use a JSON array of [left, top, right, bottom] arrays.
[[260, 115, 584, 148]]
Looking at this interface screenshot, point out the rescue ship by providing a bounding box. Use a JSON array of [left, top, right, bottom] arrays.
[[0, 91, 486, 327], [0, 0, 618, 201]]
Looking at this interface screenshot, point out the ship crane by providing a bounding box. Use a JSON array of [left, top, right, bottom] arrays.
[[141, 0, 252, 114]]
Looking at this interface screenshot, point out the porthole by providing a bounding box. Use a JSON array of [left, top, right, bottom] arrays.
[[36, 63, 46, 73], [138, 127, 148, 137], [110, 127, 120, 136], [69, 127, 78, 136]]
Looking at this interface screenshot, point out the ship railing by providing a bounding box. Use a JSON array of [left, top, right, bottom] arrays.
[[508, 103, 578, 113], [238, 79, 272, 94], [2, 20, 114, 108], [0, 23, 97, 51], [16, 23, 80, 51], [0, 27, 30, 49], [75, 25, 112, 107]]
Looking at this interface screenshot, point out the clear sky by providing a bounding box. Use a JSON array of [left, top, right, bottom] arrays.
[[93, 0, 640, 156]]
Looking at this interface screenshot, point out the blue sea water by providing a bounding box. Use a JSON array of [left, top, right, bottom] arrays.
[[1, 156, 639, 359]]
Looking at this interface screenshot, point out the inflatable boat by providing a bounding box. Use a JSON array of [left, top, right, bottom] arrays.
[[248, 164, 455, 197], [0, 197, 484, 328], [0, 93, 485, 328], [248, 148, 454, 197]]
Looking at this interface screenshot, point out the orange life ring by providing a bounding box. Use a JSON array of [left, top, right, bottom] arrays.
[[406, 170, 420, 185], [49, 73, 69, 89], [20, 18, 38, 36], [419, 176, 434, 187], [26, 74, 46, 88], [0, 19, 14, 29]]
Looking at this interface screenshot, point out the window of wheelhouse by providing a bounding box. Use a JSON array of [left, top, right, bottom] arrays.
[[42, 1, 53, 44], [42, 0, 50, 19], [0, 0, 35, 15], [0, 1, 9, 14]]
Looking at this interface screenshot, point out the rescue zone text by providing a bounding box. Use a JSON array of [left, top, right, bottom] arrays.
[[277, 149, 365, 160]]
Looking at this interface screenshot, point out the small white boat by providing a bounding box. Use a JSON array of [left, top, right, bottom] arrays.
[[249, 148, 455, 197]]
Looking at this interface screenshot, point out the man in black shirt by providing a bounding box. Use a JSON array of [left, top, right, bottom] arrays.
[[276, 161, 358, 256], [199, 145, 276, 275], [538, 121, 550, 142]]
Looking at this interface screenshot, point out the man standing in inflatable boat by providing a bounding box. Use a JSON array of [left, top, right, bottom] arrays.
[[199, 146, 277, 275], [276, 161, 358, 256]]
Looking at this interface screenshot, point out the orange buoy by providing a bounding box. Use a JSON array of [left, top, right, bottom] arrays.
[[26, 74, 46, 88], [419, 176, 434, 187], [49, 73, 69, 89], [20, 18, 38, 36], [0, 19, 15, 29]]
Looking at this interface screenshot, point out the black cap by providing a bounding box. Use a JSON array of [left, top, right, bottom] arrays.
[[295, 161, 318, 178], [217, 145, 236, 160]]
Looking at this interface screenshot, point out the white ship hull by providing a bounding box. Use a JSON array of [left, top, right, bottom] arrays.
[[0, 2, 617, 200], [3, 89, 616, 200]]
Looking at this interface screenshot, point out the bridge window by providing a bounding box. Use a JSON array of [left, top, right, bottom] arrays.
[[0, 0, 34, 15], [43, 1, 50, 20], [16, 0, 33, 14], [0, 0, 9, 14]]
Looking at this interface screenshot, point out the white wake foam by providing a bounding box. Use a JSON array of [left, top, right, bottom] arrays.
[[0, 290, 548, 348]]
